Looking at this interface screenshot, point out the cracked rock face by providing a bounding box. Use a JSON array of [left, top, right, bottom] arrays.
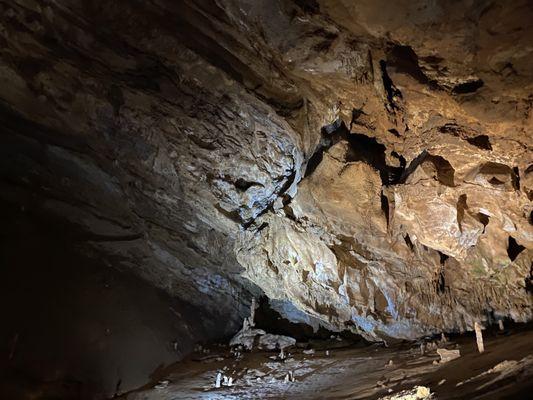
[[0, 0, 531, 340]]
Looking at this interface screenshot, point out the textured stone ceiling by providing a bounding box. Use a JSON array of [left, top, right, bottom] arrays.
[[0, 0, 531, 340]]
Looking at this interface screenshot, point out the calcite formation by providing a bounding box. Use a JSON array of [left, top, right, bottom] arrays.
[[0, 0, 531, 340]]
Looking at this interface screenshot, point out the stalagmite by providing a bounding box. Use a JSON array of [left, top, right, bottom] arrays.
[[283, 371, 295, 383], [249, 297, 256, 327], [474, 322, 484, 353], [284, 371, 294, 382], [498, 320, 504, 331], [222, 376, 233, 387], [215, 372, 222, 388]]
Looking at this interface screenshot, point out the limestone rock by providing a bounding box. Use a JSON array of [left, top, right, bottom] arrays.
[[258, 334, 297, 351], [436, 348, 461, 363], [0, 0, 531, 341], [229, 328, 266, 351], [378, 386, 432, 400]]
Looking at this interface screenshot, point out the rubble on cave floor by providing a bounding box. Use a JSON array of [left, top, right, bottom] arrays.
[[378, 386, 432, 400], [123, 324, 533, 400], [229, 298, 297, 352]]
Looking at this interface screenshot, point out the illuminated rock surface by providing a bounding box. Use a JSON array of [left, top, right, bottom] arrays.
[[0, 0, 531, 345]]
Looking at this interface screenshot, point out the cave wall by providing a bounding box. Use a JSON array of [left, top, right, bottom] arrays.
[[0, 0, 531, 342], [0, 207, 219, 399]]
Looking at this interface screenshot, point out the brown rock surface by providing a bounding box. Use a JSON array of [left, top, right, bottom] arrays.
[[0, 0, 531, 340]]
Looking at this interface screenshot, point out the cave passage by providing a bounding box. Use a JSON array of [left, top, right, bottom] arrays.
[[1, 0, 532, 399]]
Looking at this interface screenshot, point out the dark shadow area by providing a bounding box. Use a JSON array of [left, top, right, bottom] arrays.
[[379, 60, 403, 111], [507, 236, 525, 262], [526, 263, 533, 294], [466, 135, 493, 151], [404, 233, 415, 251], [380, 191, 390, 228], [512, 167, 520, 190], [0, 204, 211, 400], [253, 297, 362, 344], [254, 297, 329, 340], [479, 162, 517, 190], [346, 133, 405, 185], [438, 124, 493, 151], [476, 212, 490, 233], [304, 119, 348, 177], [452, 79, 484, 94], [457, 194, 468, 233], [425, 155, 455, 187], [306, 119, 406, 186], [386, 44, 431, 85], [401, 151, 455, 187]]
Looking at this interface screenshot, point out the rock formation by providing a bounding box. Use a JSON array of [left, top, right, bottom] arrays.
[[0, 0, 531, 342]]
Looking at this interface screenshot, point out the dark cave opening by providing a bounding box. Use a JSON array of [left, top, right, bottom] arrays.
[[234, 177, 262, 191], [346, 133, 405, 185], [488, 176, 505, 185], [476, 212, 490, 233], [379, 59, 403, 110], [386, 44, 431, 85], [507, 236, 525, 262], [436, 269, 446, 294], [457, 194, 468, 232], [452, 79, 484, 94], [253, 297, 358, 342], [466, 135, 493, 151], [512, 167, 520, 190], [403, 233, 415, 251], [479, 162, 518, 190], [380, 191, 390, 227], [304, 142, 327, 177], [437, 124, 493, 151]]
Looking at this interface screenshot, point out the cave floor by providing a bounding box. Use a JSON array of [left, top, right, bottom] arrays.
[[124, 324, 533, 400]]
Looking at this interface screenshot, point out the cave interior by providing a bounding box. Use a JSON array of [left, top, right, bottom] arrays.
[[0, 1, 532, 399]]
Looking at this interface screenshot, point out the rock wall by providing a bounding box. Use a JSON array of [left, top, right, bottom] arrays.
[[0, 0, 531, 340], [0, 207, 218, 399]]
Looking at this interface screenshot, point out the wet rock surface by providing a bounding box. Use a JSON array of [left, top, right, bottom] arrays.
[[0, 0, 531, 344]]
